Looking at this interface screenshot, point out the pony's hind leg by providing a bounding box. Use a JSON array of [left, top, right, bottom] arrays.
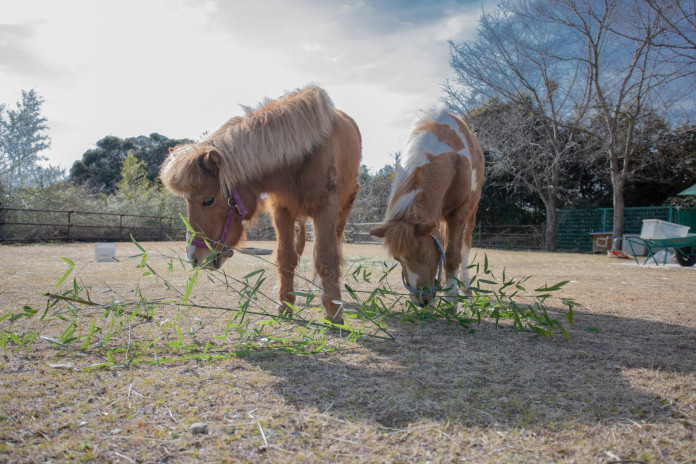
[[272, 207, 300, 316], [294, 220, 306, 257], [335, 185, 358, 240], [458, 207, 479, 296]]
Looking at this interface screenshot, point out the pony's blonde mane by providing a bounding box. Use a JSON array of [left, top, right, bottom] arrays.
[[160, 85, 335, 196]]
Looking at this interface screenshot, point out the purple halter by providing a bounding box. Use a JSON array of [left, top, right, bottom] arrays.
[[187, 187, 247, 257]]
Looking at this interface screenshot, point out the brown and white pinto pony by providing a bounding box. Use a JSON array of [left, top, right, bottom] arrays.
[[370, 107, 484, 307], [160, 86, 361, 323]]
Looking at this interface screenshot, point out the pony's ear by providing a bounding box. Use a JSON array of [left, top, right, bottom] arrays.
[[414, 220, 437, 236], [369, 224, 388, 238], [198, 149, 221, 176]]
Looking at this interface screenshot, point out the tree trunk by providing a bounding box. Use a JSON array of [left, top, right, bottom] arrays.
[[612, 174, 626, 249], [544, 195, 558, 252]]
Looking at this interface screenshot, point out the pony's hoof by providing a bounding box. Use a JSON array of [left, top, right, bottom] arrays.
[[325, 312, 344, 326], [330, 318, 344, 326], [444, 286, 461, 308], [277, 304, 294, 318]]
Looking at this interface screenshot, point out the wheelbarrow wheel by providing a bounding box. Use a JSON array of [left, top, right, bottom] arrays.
[[675, 246, 696, 266]]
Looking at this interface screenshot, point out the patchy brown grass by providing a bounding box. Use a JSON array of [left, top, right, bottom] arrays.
[[0, 241, 695, 463]]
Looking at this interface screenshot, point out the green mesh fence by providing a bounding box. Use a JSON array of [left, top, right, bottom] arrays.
[[556, 206, 696, 252]]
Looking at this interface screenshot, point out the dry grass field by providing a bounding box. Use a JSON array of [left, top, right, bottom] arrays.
[[0, 240, 694, 463]]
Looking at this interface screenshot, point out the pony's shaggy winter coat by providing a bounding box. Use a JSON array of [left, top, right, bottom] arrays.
[[160, 85, 361, 323], [161, 86, 336, 198], [370, 106, 484, 306]]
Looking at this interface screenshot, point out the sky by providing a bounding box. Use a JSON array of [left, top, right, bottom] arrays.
[[0, 0, 494, 174]]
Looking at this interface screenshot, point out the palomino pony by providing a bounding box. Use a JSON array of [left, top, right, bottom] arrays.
[[369, 107, 485, 307], [160, 86, 361, 323]]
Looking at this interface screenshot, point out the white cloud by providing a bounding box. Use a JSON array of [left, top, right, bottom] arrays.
[[0, 0, 489, 173]]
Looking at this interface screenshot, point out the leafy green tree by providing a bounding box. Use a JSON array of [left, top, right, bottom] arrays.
[[119, 150, 150, 192], [110, 151, 185, 219], [626, 121, 696, 206], [70, 133, 190, 193]]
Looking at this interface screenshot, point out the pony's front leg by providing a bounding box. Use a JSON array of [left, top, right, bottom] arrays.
[[444, 221, 467, 305], [272, 207, 300, 316], [312, 206, 344, 325]]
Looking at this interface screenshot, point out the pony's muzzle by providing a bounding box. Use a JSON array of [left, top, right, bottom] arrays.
[[410, 291, 435, 308], [187, 245, 226, 270]]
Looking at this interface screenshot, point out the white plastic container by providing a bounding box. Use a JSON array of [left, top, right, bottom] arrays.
[[640, 219, 690, 240], [95, 243, 116, 262]]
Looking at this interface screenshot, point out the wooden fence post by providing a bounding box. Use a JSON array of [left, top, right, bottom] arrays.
[[67, 211, 73, 242]]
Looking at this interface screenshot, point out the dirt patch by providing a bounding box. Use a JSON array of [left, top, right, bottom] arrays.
[[0, 241, 694, 462]]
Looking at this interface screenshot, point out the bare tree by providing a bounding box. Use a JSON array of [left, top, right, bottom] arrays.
[[646, 0, 696, 118], [348, 164, 395, 224], [445, 0, 592, 250], [527, 0, 688, 243], [647, 0, 696, 65]]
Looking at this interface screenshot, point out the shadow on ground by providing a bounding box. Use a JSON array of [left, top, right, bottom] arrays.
[[255, 309, 696, 429]]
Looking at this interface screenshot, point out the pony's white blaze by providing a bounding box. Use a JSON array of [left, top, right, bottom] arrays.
[[187, 243, 197, 263], [406, 268, 421, 289], [471, 168, 478, 193]]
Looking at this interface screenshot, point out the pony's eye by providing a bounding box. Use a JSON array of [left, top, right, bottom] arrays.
[[202, 198, 215, 207]]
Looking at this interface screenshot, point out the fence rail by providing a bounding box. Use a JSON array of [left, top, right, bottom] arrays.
[[0, 207, 185, 243], [474, 224, 544, 249], [0, 207, 546, 249]]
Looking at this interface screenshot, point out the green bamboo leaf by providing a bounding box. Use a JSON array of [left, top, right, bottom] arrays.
[[180, 214, 194, 234], [176, 325, 183, 344], [534, 281, 569, 292], [243, 268, 265, 280], [289, 291, 315, 299], [130, 234, 146, 253], [59, 321, 77, 343], [53, 265, 74, 289], [183, 269, 198, 303], [85, 362, 111, 371], [22, 306, 37, 316], [528, 325, 553, 337], [81, 318, 97, 350]]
